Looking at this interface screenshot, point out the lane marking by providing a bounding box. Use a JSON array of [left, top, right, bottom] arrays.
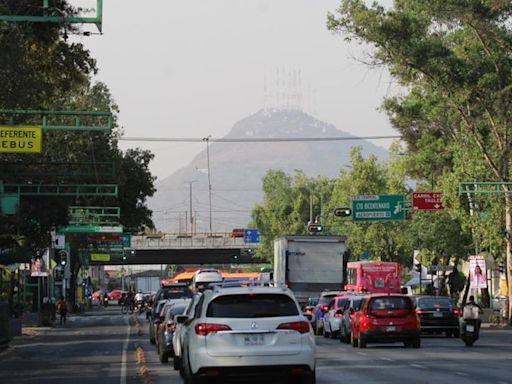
[[356, 352, 368, 356], [120, 316, 131, 384], [380, 357, 394, 362], [410, 364, 426, 369], [456, 372, 468, 377]]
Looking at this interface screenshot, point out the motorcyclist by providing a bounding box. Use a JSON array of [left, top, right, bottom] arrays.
[[134, 289, 145, 311], [462, 295, 483, 333]]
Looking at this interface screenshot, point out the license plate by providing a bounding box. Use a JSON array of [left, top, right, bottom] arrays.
[[433, 312, 443, 318], [385, 326, 396, 332], [244, 335, 265, 346], [466, 325, 475, 332]]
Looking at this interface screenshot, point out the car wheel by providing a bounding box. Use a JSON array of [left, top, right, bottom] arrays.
[[345, 332, 351, 344], [299, 370, 316, 384], [358, 336, 367, 349], [159, 349, 168, 363], [339, 330, 345, 343], [173, 356, 181, 371], [184, 352, 203, 384], [412, 338, 421, 348], [351, 333, 358, 348]]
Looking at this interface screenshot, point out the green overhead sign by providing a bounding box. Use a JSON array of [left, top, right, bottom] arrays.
[[352, 195, 405, 222], [60, 225, 123, 234]]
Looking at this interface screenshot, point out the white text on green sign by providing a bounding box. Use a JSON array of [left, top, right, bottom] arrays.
[[352, 195, 405, 222]]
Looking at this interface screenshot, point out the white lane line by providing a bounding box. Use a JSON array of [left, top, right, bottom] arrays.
[[120, 317, 131, 384], [357, 352, 368, 356], [410, 364, 426, 369], [456, 372, 468, 377], [380, 357, 394, 362]]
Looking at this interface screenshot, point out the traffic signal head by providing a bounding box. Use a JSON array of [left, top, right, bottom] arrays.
[[58, 250, 67, 267], [307, 224, 324, 234], [122, 254, 127, 261], [414, 263, 421, 273], [498, 263, 504, 274], [333, 207, 352, 217]]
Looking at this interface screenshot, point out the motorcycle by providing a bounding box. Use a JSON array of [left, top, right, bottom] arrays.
[[135, 300, 145, 314], [460, 304, 481, 347], [103, 296, 109, 307]]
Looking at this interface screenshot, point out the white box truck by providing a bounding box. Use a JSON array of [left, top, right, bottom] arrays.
[[274, 235, 347, 304]]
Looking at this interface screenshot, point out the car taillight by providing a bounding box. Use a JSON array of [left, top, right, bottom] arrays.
[[321, 306, 329, 312], [416, 309, 423, 315], [305, 309, 313, 314], [334, 313, 343, 318], [277, 321, 311, 334], [165, 323, 175, 332], [195, 323, 231, 336], [453, 309, 460, 316]]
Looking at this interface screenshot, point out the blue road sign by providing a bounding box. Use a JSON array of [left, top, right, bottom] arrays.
[[243, 229, 260, 243]]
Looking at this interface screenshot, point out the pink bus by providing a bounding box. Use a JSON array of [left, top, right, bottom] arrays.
[[345, 261, 401, 294]]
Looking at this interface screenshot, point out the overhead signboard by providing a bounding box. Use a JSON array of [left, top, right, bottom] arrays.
[[60, 225, 123, 234], [352, 195, 405, 222], [91, 253, 111, 262], [0, 126, 42, 153], [244, 229, 260, 243], [413, 192, 444, 211]]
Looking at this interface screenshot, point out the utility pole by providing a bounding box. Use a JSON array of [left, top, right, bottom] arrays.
[[185, 180, 197, 236], [203, 136, 213, 235]]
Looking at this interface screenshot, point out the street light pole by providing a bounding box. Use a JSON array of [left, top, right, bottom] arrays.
[[185, 180, 197, 236], [203, 136, 213, 235]]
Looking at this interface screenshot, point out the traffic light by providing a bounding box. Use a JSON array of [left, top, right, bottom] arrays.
[[58, 250, 67, 267], [414, 262, 421, 273], [122, 253, 127, 261], [333, 207, 352, 217], [307, 224, 324, 234], [498, 263, 504, 274]]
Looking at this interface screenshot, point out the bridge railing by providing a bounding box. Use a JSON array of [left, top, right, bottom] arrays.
[[131, 233, 249, 249]]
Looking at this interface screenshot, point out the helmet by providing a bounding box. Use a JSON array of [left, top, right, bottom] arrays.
[[137, 289, 142, 293]]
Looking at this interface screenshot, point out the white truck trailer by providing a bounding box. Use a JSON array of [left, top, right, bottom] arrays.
[[274, 235, 347, 304]]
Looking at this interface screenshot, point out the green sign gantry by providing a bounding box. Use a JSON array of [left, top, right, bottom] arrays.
[[0, 0, 103, 32], [352, 195, 405, 222]]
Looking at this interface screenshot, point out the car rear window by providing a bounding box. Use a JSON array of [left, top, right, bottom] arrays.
[[369, 297, 412, 311], [418, 297, 453, 309], [336, 298, 349, 309], [157, 287, 193, 301], [206, 294, 299, 318], [352, 299, 362, 311], [318, 294, 337, 306]]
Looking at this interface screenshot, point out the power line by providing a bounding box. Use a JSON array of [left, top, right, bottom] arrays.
[[119, 135, 400, 143]]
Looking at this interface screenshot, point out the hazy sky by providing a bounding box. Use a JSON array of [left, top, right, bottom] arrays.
[[70, 0, 398, 181]]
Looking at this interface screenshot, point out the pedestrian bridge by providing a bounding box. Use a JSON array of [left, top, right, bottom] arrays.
[[89, 232, 264, 265]]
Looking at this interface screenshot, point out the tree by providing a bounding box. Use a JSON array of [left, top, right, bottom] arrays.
[[328, 0, 512, 321]]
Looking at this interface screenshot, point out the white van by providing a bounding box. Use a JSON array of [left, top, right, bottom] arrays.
[[191, 269, 223, 292]]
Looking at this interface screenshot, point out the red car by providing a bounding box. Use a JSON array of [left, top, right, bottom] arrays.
[[351, 294, 420, 348], [108, 290, 126, 300]]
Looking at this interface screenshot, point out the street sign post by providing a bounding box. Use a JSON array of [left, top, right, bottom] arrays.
[[352, 195, 405, 222], [412, 192, 444, 211]]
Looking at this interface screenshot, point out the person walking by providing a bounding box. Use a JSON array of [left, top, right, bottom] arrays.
[[57, 296, 68, 325]]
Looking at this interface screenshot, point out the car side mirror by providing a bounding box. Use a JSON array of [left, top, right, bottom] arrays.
[[175, 315, 188, 324]]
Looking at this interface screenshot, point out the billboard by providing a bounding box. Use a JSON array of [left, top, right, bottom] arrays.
[[469, 255, 487, 289], [30, 251, 48, 277]]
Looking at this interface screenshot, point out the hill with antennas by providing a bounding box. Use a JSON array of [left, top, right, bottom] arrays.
[[148, 108, 389, 233]]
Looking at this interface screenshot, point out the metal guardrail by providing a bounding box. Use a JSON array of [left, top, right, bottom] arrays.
[[131, 234, 250, 250]]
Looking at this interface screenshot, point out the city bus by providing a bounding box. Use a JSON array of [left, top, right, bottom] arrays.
[[345, 261, 401, 294]]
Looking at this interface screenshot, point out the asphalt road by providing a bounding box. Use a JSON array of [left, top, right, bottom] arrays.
[[1, 306, 512, 384]]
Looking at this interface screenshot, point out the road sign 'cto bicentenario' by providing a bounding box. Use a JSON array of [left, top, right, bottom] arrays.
[[0, 126, 42, 153]]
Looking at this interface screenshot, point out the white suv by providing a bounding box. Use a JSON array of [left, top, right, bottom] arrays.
[[177, 286, 316, 383]]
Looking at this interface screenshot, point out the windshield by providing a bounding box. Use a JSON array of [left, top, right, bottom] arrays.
[[207, 294, 299, 318], [157, 286, 193, 301]]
